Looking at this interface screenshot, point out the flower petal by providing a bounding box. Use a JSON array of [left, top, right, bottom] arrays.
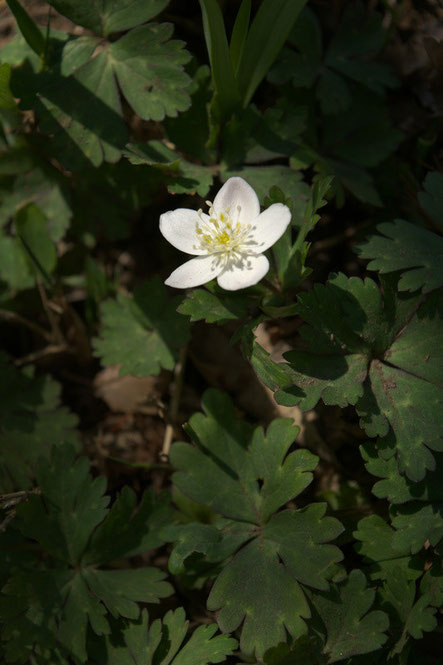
[[217, 254, 269, 291], [250, 203, 292, 252], [165, 255, 223, 289], [160, 209, 209, 256], [213, 177, 260, 224]]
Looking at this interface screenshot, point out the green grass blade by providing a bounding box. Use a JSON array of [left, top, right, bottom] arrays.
[[237, 0, 308, 107], [199, 0, 240, 119], [230, 0, 251, 75], [6, 0, 45, 58]]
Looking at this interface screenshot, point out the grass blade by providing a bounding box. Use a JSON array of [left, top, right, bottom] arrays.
[[237, 0, 308, 107], [229, 0, 251, 75], [199, 0, 240, 119]]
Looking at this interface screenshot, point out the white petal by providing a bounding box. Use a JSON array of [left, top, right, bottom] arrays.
[[165, 255, 223, 289], [250, 203, 292, 252], [213, 177, 260, 224], [217, 254, 270, 291], [160, 209, 208, 256]]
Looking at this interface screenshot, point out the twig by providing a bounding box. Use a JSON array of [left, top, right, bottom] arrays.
[[107, 456, 171, 471], [14, 343, 72, 367], [160, 345, 187, 462], [35, 274, 63, 344], [0, 488, 41, 531], [0, 309, 52, 342]]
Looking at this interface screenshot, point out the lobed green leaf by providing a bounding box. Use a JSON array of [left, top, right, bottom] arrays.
[[314, 569, 389, 663], [47, 0, 169, 37], [356, 219, 443, 293], [93, 278, 190, 378]]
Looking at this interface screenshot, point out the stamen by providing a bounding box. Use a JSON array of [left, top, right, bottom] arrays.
[[193, 201, 257, 257]]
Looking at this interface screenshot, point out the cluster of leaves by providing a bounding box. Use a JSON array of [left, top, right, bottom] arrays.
[[0, 443, 235, 665], [0, 0, 442, 664]]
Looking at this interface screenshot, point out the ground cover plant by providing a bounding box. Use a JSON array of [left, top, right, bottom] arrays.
[[0, 0, 442, 663]]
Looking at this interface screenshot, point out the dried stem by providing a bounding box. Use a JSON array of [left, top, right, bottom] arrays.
[[160, 345, 187, 462], [15, 344, 72, 367], [0, 488, 41, 531], [36, 274, 63, 343], [0, 309, 52, 342]]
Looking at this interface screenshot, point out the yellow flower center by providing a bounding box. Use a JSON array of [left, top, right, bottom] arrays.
[[195, 201, 255, 255]]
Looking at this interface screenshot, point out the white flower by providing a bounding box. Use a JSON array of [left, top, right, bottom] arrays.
[[160, 177, 292, 291]]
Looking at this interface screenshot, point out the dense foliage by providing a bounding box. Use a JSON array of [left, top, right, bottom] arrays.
[[0, 1, 442, 664]]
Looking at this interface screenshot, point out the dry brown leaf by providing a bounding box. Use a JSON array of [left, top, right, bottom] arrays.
[[94, 364, 170, 413]]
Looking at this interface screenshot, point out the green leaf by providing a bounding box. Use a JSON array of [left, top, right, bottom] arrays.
[[0, 165, 72, 241], [207, 505, 342, 658], [353, 515, 423, 581], [171, 389, 316, 524], [0, 568, 88, 663], [359, 361, 442, 482], [361, 442, 443, 505], [262, 506, 345, 591], [123, 140, 182, 169], [0, 355, 79, 493], [420, 560, 443, 608], [207, 535, 310, 657], [229, 0, 251, 75], [111, 25, 191, 120], [0, 63, 17, 109], [162, 523, 221, 575], [164, 65, 214, 163], [85, 256, 114, 303], [268, 8, 322, 88], [169, 390, 343, 657], [314, 569, 389, 663], [2, 444, 173, 663], [379, 569, 437, 656], [124, 140, 215, 197], [83, 568, 171, 618], [270, 2, 396, 115], [322, 92, 402, 168], [15, 203, 57, 279], [34, 24, 191, 169], [276, 276, 442, 481], [170, 619, 237, 665], [198, 0, 240, 118], [17, 444, 110, 565], [1, 565, 170, 664], [236, 0, 308, 107], [83, 487, 173, 565], [271, 175, 331, 290], [325, 2, 397, 94], [276, 277, 373, 410], [47, 0, 169, 36], [6, 0, 45, 57], [247, 341, 293, 391], [94, 607, 237, 665], [355, 219, 443, 293], [220, 165, 310, 208], [0, 231, 34, 290], [327, 2, 386, 58], [177, 288, 251, 323], [418, 171, 443, 230], [391, 502, 443, 554], [263, 636, 323, 665], [317, 68, 352, 115], [323, 158, 382, 206], [93, 278, 190, 378]]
